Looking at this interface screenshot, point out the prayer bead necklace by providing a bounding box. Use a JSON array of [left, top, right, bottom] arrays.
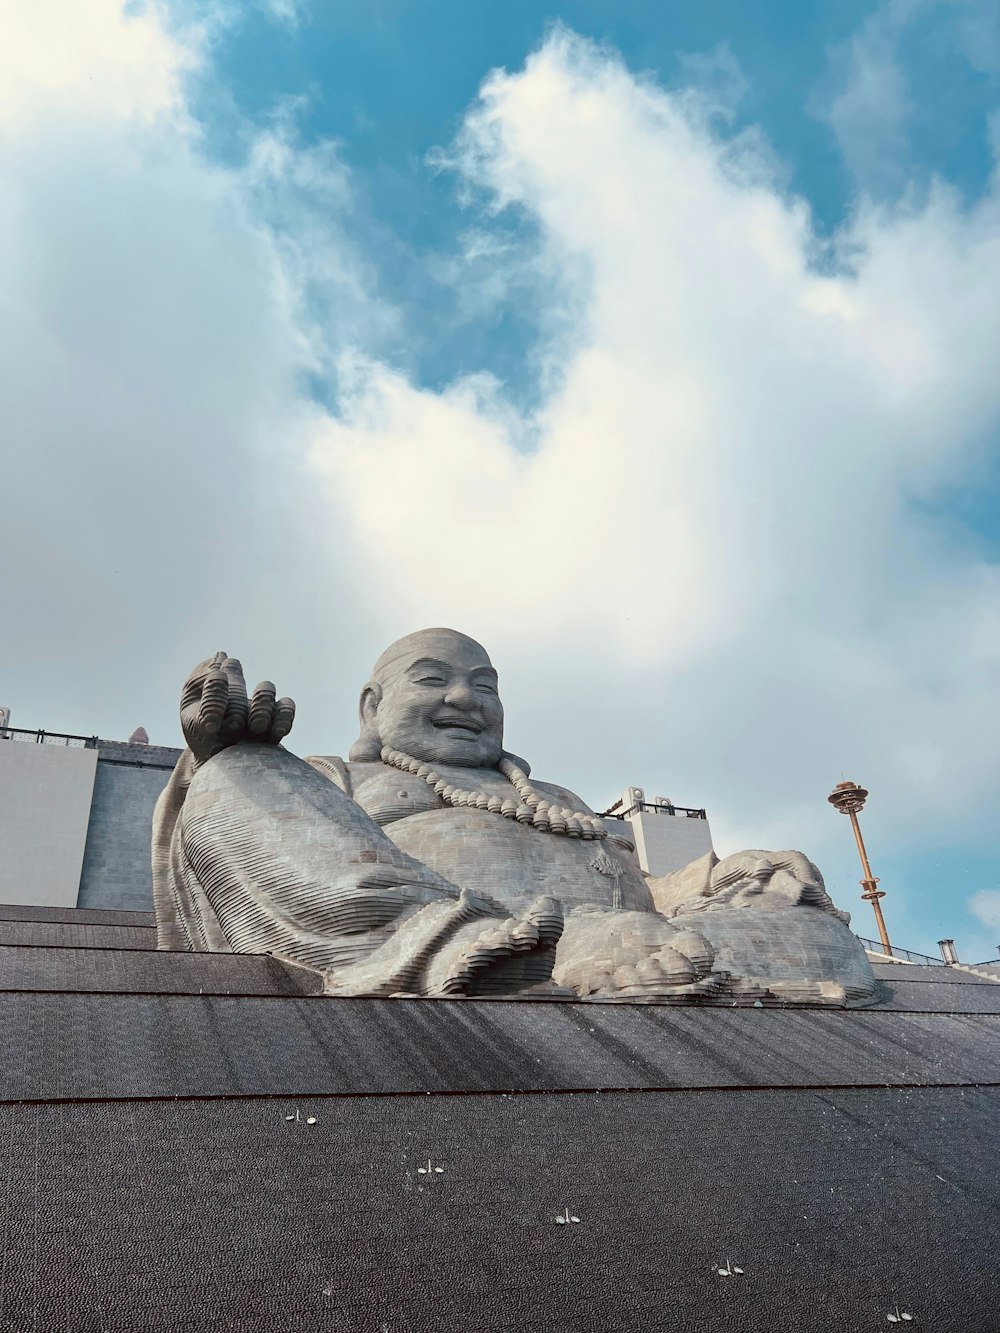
[[380, 747, 607, 840]]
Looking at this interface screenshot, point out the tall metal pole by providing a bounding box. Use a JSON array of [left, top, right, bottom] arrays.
[[827, 780, 892, 956]]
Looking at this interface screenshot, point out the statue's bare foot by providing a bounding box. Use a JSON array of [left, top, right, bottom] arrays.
[[425, 897, 564, 998], [554, 910, 731, 1003], [582, 929, 728, 1003]]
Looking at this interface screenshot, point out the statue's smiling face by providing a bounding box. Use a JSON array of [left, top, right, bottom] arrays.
[[373, 637, 505, 768]]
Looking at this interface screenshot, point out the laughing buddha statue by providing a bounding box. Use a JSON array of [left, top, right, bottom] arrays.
[[152, 628, 876, 1006]]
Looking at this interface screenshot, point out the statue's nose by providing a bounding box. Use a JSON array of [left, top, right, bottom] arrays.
[[443, 682, 476, 709]]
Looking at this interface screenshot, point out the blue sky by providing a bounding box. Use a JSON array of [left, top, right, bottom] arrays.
[[2, 0, 999, 960], [197, 0, 1000, 398]]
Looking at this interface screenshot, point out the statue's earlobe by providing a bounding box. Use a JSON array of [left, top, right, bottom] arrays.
[[501, 749, 531, 776], [349, 684, 384, 763]]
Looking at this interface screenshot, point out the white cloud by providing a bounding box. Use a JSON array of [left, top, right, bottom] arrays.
[[0, 0, 196, 127], [952, 1, 1000, 77], [258, 0, 306, 26], [308, 28, 1000, 889], [0, 0, 376, 744], [968, 890, 1000, 930]]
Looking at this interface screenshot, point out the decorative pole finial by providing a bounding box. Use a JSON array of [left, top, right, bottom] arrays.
[[827, 780, 892, 956]]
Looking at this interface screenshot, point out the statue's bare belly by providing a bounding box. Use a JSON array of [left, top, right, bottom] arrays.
[[385, 806, 653, 916]]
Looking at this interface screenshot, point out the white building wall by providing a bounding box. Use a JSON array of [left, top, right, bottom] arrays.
[[624, 808, 714, 877], [77, 742, 179, 911], [0, 743, 98, 906]]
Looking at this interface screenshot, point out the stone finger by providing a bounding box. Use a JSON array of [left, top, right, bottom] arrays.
[[198, 670, 229, 733], [650, 946, 697, 985], [509, 921, 539, 949], [248, 682, 277, 736], [635, 957, 665, 977], [221, 658, 249, 736], [180, 652, 226, 712], [612, 964, 642, 989], [271, 697, 296, 741], [525, 895, 564, 944], [669, 929, 715, 975]]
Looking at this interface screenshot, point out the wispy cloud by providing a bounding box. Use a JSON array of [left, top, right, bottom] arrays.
[[816, 0, 919, 196], [814, 0, 1000, 198]]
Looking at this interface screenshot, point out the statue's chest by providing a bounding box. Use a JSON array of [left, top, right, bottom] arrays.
[[385, 806, 652, 916], [352, 767, 442, 825], [351, 763, 652, 915], [352, 765, 517, 826]]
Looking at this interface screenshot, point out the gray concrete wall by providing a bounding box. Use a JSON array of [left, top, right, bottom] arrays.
[[77, 742, 180, 912], [0, 742, 98, 907], [624, 807, 715, 877]]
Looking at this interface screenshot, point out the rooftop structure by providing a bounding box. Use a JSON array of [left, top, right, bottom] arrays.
[[603, 785, 714, 877], [0, 723, 181, 912]]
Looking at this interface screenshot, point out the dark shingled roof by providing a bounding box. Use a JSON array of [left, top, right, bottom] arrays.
[[4, 993, 1000, 1102], [0, 919, 156, 949], [0, 902, 155, 926], [3, 1087, 997, 1333], [871, 960, 998, 984], [0, 944, 322, 996], [867, 975, 1000, 1012], [1, 905, 998, 1333]]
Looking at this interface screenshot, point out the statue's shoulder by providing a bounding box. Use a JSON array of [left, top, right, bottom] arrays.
[[304, 754, 354, 794], [531, 778, 593, 815], [305, 756, 401, 805], [335, 760, 444, 826]]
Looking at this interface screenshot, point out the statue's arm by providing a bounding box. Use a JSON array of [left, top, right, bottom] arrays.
[[152, 652, 301, 950], [151, 749, 197, 950]]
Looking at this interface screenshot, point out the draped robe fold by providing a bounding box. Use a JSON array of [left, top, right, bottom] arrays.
[[152, 744, 466, 972]]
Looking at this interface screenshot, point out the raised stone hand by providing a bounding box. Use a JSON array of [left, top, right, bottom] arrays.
[[708, 849, 846, 918], [647, 848, 850, 924], [180, 652, 296, 765]]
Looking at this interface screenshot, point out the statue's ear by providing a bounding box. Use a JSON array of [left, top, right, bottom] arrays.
[[349, 684, 384, 763], [501, 749, 531, 776], [359, 684, 381, 724]]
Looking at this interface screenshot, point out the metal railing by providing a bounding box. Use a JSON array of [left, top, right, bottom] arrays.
[[602, 801, 707, 820], [855, 935, 945, 965], [0, 726, 98, 748]]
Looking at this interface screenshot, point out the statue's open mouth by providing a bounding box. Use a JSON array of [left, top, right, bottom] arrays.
[[432, 718, 482, 735]]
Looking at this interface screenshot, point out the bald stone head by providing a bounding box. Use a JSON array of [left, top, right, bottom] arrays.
[[351, 628, 505, 768]]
